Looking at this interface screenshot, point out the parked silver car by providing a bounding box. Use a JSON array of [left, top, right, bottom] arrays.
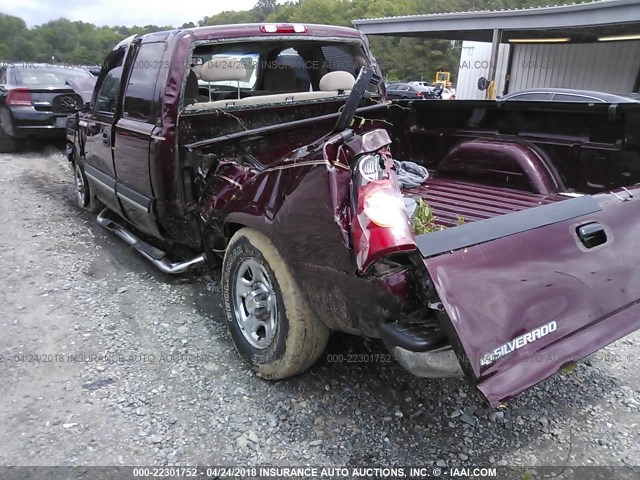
[[499, 88, 640, 103]]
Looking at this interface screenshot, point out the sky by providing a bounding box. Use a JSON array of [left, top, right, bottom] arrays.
[[2, 0, 264, 28]]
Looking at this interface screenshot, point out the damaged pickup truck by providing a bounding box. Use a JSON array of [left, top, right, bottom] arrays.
[[66, 23, 640, 407]]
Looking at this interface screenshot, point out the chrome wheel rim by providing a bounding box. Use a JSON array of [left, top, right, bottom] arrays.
[[74, 164, 86, 205], [232, 257, 278, 349]]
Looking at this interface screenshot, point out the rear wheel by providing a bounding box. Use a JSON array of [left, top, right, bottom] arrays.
[[0, 121, 16, 153], [74, 162, 103, 213], [222, 228, 330, 379]]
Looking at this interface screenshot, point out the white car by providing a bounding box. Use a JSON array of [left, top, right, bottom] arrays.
[[408, 82, 456, 99]]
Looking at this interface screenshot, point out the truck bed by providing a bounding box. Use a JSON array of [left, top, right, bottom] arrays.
[[402, 178, 568, 227]]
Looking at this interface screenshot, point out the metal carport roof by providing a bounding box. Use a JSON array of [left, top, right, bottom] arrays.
[[352, 0, 640, 43]]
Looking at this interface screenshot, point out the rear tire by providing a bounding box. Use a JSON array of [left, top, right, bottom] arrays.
[[0, 122, 16, 153], [74, 162, 104, 213], [222, 228, 330, 379]]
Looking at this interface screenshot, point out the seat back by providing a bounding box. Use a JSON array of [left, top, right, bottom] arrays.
[[263, 67, 298, 92]]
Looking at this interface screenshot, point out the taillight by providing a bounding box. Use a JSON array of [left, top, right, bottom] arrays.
[[351, 149, 416, 272], [260, 24, 307, 33], [416, 91, 424, 98], [7, 88, 32, 107], [362, 182, 406, 227]]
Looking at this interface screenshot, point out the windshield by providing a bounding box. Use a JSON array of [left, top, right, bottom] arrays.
[[13, 67, 92, 86]]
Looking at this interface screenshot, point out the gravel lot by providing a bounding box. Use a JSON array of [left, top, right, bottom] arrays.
[[1, 146, 640, 477]]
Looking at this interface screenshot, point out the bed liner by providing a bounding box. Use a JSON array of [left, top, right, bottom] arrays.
[[402, 177, 568, 227]]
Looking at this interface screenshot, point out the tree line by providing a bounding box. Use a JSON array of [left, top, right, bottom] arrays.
[[1, 0, 586, 81]]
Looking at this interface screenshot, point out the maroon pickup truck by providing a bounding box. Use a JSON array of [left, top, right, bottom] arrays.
[[67, 22, 640, 407]]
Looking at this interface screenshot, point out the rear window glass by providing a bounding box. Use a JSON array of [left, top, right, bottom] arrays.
[[13, 67, 91, 86], [192, 40, 369, 94]]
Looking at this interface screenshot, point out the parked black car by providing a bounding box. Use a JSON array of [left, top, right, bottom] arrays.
[[386, 82, 442, 100], [499, 88, 640, 103], [0, 64, 91, 152]]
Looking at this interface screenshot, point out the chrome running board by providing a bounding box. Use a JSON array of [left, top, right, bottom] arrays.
[[96, 209, 205, 274]]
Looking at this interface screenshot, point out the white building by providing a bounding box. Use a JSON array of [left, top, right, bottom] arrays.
[[353, 0, 640, 99], [456, 39, 640, 99]]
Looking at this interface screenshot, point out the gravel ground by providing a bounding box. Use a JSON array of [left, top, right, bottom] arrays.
[[1, 146, 640, 477]]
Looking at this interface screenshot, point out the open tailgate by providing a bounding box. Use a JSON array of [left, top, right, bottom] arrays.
[[417, 187, 640, 407]]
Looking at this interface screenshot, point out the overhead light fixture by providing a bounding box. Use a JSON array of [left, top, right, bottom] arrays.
[[509, 37, 570, 44], [597, 34, 640, 42]]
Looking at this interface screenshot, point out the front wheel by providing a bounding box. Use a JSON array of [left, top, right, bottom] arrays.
[[222, 228, 330, 379], [74, 162, 103, 213]]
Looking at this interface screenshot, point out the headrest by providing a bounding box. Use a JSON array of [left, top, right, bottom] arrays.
[[199, 58, 246, 82], [319, 71, 355, 92]]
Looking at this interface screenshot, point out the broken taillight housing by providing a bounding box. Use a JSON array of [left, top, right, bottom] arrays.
[[7, 88, 32, 107], [351, 152, 416, 272]]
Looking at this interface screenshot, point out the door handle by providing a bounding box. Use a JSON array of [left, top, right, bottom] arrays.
[[102, 131, 110, 147], [577, 222, 607, 249]]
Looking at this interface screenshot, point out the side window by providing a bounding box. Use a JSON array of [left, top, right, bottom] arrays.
[[509, 92, 550, 101], [553, 93, 601, 103], [95, 67, 123, 114], [123, 42, 166, 123], [92, 46, 125, 116]]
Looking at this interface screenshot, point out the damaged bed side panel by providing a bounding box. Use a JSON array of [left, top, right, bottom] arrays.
[[192, 131, 414, 335]]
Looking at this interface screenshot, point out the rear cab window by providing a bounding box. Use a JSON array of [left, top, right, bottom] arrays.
[[183, 37, 376, 111]]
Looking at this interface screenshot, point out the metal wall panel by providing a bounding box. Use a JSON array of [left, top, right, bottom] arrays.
[[455, 41, 510, 99], [509, 41, 640, 93]]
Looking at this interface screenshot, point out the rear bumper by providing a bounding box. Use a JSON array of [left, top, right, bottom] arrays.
[[394, 346, 464, 378], [477, 299, 640, 407], [1, 107, 67, 139]]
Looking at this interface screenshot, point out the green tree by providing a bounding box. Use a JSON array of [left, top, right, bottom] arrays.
[[254, 0, 277, 21], [0, 13, 29, 60], [0, 0, 592, 68]]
